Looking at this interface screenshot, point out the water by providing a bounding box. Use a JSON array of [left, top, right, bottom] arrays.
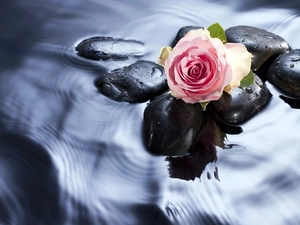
[[1, 0, 300, 224]]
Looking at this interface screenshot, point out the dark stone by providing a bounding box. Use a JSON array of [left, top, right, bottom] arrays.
[[225, 26, 290, 72], [171, 25, 203, 47], [210, 75, 272, 125], [75, 37, 144, 60], [95, 60, 169, 103], [143, 94, 204, 156], [267, 49, 300, 98], [279, 95, 300, 109]]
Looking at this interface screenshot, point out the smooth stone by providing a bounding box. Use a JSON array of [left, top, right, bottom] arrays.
[[225, 26, 290, 71], [143, 94, 204, 156], [171, 25, 203, 47], [95, 60, 168, 103], [210, 75, 272, 125], [267, 49, 300, 98], [75, 37, 144, 60]]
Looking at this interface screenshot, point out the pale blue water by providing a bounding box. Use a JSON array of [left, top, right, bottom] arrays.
[[1, 0, 300, 224]]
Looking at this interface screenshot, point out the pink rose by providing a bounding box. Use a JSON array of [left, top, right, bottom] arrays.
[[159, 28, 252, 105]]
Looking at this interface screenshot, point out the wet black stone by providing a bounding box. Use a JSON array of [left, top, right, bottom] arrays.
[[171, 26, 203, 47], [95, 60, 169, 103], [210, 75, 272, 125], [225, 26, 290, 72], [267, 49, 300, 98], [143, 94, 204, 156], [75, 37, 144, 60]]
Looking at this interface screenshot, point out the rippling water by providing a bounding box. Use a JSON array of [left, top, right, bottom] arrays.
[[1, 0, 300, 224]]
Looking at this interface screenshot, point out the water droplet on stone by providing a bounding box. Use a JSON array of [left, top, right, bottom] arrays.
[[264, 35, 274, 41], [245, 87, 253, 94], [95, 60, 168, 103], [292, 57, 300, 62], [280, 43, 289, 48], [225, 26, 289, 71]]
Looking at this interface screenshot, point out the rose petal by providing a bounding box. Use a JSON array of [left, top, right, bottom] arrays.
[[224, 43, 252, 93]]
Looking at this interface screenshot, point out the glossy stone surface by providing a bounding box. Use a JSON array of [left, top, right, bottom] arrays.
[[95, 60, 169, 103], [144, 94, 204, 156], [171, 25, 203, 47], [225, 26, 290, 71], [210, 75, 272, 125], [76, 37, 144, 60], [267, 49, 300, 98]]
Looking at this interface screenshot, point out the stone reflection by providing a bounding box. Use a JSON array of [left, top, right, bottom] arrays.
[[166, 114, 223, 181], [143, 95, 237, 180]]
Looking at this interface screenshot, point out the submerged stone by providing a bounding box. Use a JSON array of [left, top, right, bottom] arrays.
[[210, 75, 272, 125], [144, 94, 204, 156], [95, 60, 168, 103], [171, 25, 203, 47], [76, 37, 144, 60], [267, 49, 300, 98], [225, 26, 290, 71]]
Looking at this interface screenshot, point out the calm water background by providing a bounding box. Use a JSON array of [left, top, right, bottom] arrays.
[[1, 0, 300, 224]]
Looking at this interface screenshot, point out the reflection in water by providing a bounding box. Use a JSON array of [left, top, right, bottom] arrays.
[[166, 115, 221, 181], [0, 133, 61, 225], [1, 0, 300, 225]]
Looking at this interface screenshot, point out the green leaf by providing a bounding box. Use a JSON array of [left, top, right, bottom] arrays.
[[240, 70, 255, 87], [207, 22, 227, 44], [200, 101, 210, 111]]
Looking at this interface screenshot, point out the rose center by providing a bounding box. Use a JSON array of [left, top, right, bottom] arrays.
[[188, 63, 206, 79], [190, 65, 200, 75]]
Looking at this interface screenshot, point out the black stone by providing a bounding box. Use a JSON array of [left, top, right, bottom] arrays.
[[210, 75, 272, 125], [267, 49, 300, 98], [95, 60, 169, 103], [171, 26, 203, 47], [225, 26, 290, 72], [75, 37, 144, 60], [279, 95, 300, 109], [143, 94, 204, 156]]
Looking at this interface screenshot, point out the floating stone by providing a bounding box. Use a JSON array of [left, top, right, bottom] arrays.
[[225, 26, 290, 71], [267, 49, 300, 98], [171, 26, 203, 47], [95, 60, 168, 103], [144, 94, 204, 156], [75, 37, 144, 60], [210, 75, 272, 125]]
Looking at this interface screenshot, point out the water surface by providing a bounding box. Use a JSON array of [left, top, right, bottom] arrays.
[[1, 0, 300, 224]]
